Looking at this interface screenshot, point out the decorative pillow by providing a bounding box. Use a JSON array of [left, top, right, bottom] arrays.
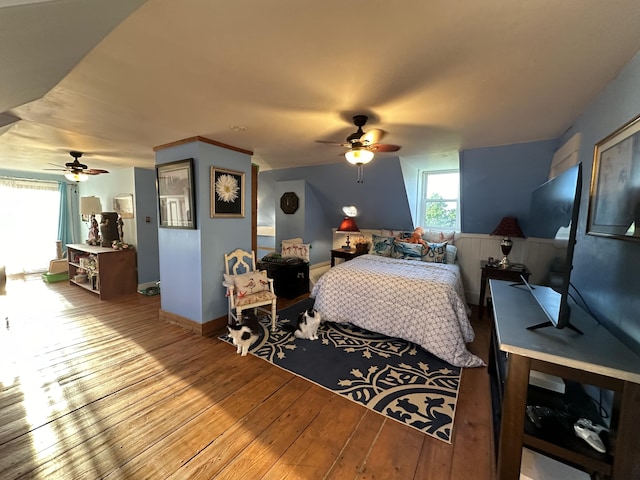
[[423, 230, 456, 244], [281, 237, 303, 250], [421, 241, 448, 263], [224, 271, 270, 295], [380, 228, 403, 238], [371, 234, 395, 257], [281, 243, 310, 262], [391, 240, 424, 260], [445, 244, 458, 264]]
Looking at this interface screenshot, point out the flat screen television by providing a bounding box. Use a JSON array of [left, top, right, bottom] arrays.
[[521, 162, 583, 333]]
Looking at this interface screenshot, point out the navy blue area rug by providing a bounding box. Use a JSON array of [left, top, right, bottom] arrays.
[[219, 298, 461, 443]]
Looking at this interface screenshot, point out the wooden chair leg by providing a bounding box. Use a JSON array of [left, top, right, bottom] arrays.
[[270, 302, 277, 331]]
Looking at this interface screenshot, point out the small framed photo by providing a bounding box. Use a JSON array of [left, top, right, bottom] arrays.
[[588, 114, 640, 240], [156, 158, 196, 229], [211, 166, 245, 218]]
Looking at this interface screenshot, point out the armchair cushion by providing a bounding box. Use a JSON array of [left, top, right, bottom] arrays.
[[235, 290, 276, 307]]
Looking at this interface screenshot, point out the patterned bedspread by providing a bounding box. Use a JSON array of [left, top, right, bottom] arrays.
[[311, 254, 485, 367]]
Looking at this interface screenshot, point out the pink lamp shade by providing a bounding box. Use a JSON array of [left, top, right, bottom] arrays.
[[491, 217, 525, 268], [337, 217, 360, 249]]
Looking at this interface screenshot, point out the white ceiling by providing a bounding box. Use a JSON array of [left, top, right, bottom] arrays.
[[1, 0, 640, 176]]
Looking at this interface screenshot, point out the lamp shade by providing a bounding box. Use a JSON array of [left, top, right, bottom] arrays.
[[345, 148, 374, 165], [491, 216, 525, 238], [337, 216, 360, 233], [80, 196, 103, 215]]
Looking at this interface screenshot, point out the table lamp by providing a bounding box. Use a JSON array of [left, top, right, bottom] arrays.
[[80, 196, 102, 243], [337, 216, 360, 250], [491, 216, 525, 268]]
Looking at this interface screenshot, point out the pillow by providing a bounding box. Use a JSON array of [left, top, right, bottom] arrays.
[[281, 242, 310, 262], [371, 234, 395, 257], [391, 240, 424, 260], [421, 241, 448, 263], [422, 230, 456, 244], [445, 244, 458, 264], [224, 271, 269, 295], [281, 237, 303, 250], [380, 228, 403, 238]]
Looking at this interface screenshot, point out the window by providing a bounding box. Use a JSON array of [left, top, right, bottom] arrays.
[[0, 178, 60, 274], [420, 170, 460, 230]]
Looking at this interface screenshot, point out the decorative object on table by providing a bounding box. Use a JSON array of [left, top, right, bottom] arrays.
[[210, 166, 245, 218], [587, 113, 640, 240], [80, 196, 102, 243], [315, 115, 401, 183], [112, 240, 132, 251], [156, 158, 196, 229], [336, 216, 360, 250], [220, 298, 462, 443], [113, 193, 134, 219], [491, 216, 526, 268], [116, 214, 124, 243], [279, 191, 299, 214], [99, 212, 120, 247], [354, 236, 370, 254]]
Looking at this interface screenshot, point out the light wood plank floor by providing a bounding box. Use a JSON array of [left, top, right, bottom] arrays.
[[0, 275, 495, 479]]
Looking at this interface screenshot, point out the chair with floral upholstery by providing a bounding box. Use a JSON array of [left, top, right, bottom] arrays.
[[223, 249, 277, 331]]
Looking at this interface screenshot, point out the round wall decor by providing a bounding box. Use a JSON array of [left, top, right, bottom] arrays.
[[280, 192, 299, 214]]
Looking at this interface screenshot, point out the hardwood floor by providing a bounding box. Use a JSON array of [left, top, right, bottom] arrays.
[[0, 276, 495, 479]]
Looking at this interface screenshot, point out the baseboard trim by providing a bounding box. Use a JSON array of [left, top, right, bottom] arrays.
[[159, 309, 227, 337]]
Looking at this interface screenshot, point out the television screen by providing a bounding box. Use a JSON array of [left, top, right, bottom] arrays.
[[524, 163, 582, 332]]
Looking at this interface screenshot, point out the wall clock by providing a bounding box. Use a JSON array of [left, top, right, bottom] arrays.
[[280, 192, 299, 214]]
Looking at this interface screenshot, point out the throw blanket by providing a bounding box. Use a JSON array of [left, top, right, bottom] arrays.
[[311, 255, 484, 367]]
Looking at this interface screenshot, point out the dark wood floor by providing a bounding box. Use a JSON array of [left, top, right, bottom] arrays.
[[0, 275, 495, 479]]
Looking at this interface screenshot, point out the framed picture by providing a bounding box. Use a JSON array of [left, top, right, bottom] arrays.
[[113, 193, 134, 219], [211, 166, 245, 218], [588, 114, 640, 240], [156, 158, 196, 229]]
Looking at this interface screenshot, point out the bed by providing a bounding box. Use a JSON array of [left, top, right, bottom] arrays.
[[310, 254, 485, 368]]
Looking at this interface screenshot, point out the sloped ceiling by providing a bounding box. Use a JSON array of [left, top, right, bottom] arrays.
[[1, 0, 640, 176]]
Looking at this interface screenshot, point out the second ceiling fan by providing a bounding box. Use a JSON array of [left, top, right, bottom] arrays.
[[317, 115, 401, 183]]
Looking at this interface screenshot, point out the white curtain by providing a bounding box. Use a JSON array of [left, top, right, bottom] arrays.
[[0, 177, 61, 274]]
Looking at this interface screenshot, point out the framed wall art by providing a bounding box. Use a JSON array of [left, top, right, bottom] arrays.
[[113, 193, 134, 219], [588, 114, 640, 240], [156, 158, 196, 229], [211, 166, 245, 218]]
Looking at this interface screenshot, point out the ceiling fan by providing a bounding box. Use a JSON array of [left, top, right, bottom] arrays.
[[46, 151, 109, 182], [317, 115, 401, 183]]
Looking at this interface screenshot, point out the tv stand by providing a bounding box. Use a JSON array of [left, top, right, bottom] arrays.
[[527, 320, 584, 335], [489, 279, 640, 480]]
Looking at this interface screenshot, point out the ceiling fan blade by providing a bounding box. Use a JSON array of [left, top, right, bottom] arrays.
[[369, 143, 401, 152], [316, 140, 350, 147], [85, 169, 109, 175], [360, 128, 385, 145], [44, 168, 67, 172]]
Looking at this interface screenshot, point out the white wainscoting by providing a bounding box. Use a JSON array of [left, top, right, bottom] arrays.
[[328, 229, 566, 305]]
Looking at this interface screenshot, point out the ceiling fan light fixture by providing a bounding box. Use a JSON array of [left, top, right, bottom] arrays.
[[345, 148, 374, 165], [65, 172, 88, 182]]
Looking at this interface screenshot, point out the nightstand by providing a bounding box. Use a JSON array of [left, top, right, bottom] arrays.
[[479, 260, 530, 318], [330, 248, 366, 267]]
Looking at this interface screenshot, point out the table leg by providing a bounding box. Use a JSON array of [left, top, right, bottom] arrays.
[[497, 353, 530, 480], [479, 276, 487, 318], [612, 381, 640, 479]]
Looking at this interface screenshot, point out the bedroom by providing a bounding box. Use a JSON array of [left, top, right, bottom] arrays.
[[1, 1, 640, 478]]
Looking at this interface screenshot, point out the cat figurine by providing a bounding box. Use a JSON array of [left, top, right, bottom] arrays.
[[227, 311, 260, 356], [283, 308, 322, 340]]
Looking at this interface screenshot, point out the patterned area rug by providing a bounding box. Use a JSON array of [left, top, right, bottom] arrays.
[[219, 298, 461, 443]]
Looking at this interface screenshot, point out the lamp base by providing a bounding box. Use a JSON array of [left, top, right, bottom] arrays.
[[498, 255, 511, 269]]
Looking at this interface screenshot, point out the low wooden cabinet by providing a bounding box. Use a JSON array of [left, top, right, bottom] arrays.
[[67, 244, 137, 300]]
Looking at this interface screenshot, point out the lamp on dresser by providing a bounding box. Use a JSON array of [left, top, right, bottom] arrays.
[[491, 216, 525, 268], [80, 196, 102, 243]]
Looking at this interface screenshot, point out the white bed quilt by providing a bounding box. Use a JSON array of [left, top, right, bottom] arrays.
[[311, 254, 485, 367]]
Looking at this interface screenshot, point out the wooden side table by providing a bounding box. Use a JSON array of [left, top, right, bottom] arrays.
[[479, 260, 530, 318], [330, 248, 366, 267]]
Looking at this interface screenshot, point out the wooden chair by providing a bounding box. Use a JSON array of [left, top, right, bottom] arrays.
[[223, 249, 278, 331]]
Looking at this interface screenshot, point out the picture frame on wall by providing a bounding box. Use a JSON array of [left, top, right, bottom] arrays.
[[211, 166, 245, 218], [156, 158, 196, 229], [113, 193, 134, 219], [588, 114, 640, 240]]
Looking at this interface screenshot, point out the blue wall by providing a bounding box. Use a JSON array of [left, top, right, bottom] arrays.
[[460, 139, 558, 234], [155, 140, 252, 324], [134, 167, 160, 285], [559, 51, 640, 353]]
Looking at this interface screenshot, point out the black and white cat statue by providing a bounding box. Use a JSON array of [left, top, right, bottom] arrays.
[[283, 308, 322, 340], [227, 311, 260, 356]]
